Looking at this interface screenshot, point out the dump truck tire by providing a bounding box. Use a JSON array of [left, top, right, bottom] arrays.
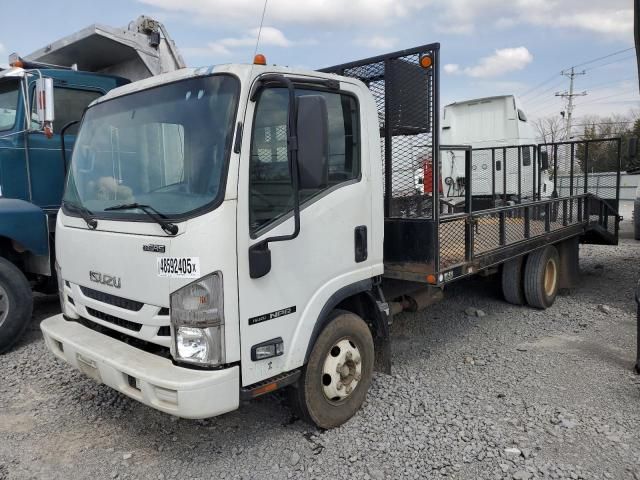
[[501, 256, 526, 305], [0, 257, 33, 354], [289, 309, 374, 429], [524, 246, 560, 309]]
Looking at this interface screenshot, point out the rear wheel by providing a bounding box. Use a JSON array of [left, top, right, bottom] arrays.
[[0, 257, 33, 354], [290, 310, 374, 429], [524, 246, 560, 309], [501, 256, 526, 305]]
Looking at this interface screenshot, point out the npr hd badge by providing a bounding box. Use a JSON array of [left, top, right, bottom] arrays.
[[249, 306, 296, 325]]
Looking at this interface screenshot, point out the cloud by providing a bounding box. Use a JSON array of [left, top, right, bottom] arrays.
[[182, 26, 292, 58], [140, 0, 632, 39], [434, 0, 632, 37], [355, 35, 397, 50], [444, 63, 460, 74], [461, 47, 533, 78], [0, 43, 5, 54], [139, 0, 427, 27]]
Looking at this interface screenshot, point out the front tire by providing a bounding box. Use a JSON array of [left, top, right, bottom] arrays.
[[290, 310, 374, 429], [524, 246, 560, 309], [0, 257, 33, 354]]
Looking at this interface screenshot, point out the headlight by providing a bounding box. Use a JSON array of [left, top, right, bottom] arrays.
[[170, 272, 225, 366]]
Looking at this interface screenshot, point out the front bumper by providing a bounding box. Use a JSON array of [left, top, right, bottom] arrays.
[[41, 314, 239, 419]]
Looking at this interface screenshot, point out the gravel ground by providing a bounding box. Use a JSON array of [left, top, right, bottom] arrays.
[[1, 223, 639, 480]]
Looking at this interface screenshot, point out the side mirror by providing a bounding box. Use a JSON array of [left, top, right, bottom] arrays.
[[628, 137, 638, 159], [296, 95, 328, 189], [35, 77, 55, 138], [540, 151, 550, 170]]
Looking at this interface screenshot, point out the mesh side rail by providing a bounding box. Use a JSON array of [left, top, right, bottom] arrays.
[[437, 193, 613, 271], [539, 138, 621, 202], [321, 43, 440, 220]]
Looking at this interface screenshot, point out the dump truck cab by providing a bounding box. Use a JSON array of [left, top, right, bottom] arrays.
[[0, 15, 185, 353], [0, 65, 128, 350]]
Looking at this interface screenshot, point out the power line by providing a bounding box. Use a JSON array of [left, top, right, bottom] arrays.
[[573, 88, 639, 107], [580, 75, 638, 91], [519, 74, 561, 98], [585, 54, 636, 72], [518, 47, 635, 101], [571, 47, 634, 69]]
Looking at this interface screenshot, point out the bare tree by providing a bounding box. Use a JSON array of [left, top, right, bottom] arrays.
[[533, 116, 564, 144]]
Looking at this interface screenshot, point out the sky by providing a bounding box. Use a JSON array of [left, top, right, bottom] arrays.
[[1, 0, 637, 133]]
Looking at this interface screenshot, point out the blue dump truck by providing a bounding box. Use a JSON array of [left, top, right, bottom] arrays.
[[0, 16, 184, 352]]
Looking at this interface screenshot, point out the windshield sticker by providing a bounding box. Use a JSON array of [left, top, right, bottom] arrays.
[[157, 257, 200, 278]]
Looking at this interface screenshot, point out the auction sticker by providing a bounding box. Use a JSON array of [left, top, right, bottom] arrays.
[[157, 257, 200, 278]]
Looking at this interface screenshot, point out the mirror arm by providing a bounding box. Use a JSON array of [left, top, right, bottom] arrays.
[[60, 120, 80, 177], [249, 75, 301, 278]]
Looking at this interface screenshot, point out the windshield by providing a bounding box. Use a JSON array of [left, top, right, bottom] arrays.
[[0, 79, 20, 131], [63, 74, 239, 219]]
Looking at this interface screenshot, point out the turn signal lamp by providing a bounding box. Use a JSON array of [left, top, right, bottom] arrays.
[[253, 53, 267, 65], [419, 54, 433, 69], [8, 53, 24, 68]]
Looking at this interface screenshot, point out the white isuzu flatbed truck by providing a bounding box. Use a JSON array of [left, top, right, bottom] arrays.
[[40, 45, 622, 428]]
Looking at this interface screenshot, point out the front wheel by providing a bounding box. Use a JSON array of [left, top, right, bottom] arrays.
[[290, 310, 374, 429], [0, 257, 33, 354]]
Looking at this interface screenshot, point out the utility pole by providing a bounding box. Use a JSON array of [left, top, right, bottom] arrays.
[[555, 67, 587, 139]]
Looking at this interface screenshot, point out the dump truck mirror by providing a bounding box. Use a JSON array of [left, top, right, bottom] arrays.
[[540, 151, 550, 170], [628, 137, 638, 159], [296, 95, 329, 190], [35, 77, 55, 138]]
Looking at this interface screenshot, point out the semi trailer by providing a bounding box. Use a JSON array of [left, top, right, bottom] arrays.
[[40, 44, 622, 428], [0, 16, 184, 353]]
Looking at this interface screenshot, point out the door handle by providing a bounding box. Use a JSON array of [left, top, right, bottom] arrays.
[[354, 226, 367, 263]]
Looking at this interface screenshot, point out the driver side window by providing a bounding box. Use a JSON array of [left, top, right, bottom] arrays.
[[249, 87, 360, 234]]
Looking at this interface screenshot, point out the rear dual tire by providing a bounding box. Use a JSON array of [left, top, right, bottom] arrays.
[[501, 246, 560, 310], [524, 246, 560, 309]]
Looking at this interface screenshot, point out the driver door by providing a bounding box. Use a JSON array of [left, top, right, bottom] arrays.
[[236, 82, 373, 386]]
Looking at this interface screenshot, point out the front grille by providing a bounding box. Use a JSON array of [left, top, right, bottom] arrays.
[[71, 316, 171, 359], [86, 307, 142, 332], [80, 286, 144, 311], [157, 326, 171, 336]]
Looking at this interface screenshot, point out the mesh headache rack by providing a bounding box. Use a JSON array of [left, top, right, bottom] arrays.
[[323, 45, 622, 286]]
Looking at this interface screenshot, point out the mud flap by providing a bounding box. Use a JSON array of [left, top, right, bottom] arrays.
[[557, 236, 580, 293]]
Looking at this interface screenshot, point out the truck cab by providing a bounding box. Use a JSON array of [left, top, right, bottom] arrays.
[[437, 95, 552, 204], [42, 62, 387, 428]]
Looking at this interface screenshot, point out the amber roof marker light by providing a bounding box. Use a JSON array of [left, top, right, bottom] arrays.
[[419, 54, 433, 69], [253, 54, 267, 66]]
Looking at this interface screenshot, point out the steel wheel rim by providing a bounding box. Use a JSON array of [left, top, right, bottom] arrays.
[[321, 338, 362, 404], [544, 258, 557, 297], [0, 284, 9, 327]]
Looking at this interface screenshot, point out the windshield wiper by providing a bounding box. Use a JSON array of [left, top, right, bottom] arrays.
[[63, 201, 98, 230], [104, 203, 178, 235]]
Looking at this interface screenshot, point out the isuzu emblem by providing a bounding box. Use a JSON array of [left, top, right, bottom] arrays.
[[89, 271, 121, 289]]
